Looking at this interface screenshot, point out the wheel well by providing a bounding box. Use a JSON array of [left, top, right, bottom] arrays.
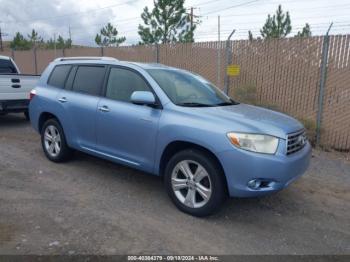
[[159, 141, 228, 191], [38, 112, 57, 133]]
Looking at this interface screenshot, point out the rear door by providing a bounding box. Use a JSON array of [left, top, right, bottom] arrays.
[[57, 64, 106, 150]]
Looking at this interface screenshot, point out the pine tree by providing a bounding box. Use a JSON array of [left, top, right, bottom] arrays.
[[138, 0, 197, 44], [95, 23, 126, 47], [296, 23, 311, 37], [65, 38, 72, 48], [56, 35, 66, 49], [260, 5, 291, 39], [28, 29, 43, 48], [45, 35, 71, 49], [10, 32, 31, 50]]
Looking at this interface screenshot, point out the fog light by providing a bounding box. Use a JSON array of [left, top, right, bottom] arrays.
[[248, 179, 261, 189]]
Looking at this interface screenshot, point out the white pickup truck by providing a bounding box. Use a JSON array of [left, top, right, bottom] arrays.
[[0, 55, 39, 119]]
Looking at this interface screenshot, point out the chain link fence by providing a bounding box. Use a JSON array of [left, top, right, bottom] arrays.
[[1, 36, 349, 151]]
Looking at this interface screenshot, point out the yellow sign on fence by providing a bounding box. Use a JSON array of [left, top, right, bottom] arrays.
[[227, 65, 240, 76]]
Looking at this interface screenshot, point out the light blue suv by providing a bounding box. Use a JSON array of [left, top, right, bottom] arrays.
[[29, 57, 311, 216]]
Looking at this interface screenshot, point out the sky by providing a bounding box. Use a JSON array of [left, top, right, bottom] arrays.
[[0, 0, 349, 46]]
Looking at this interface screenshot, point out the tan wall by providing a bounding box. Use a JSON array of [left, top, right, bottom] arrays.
[[1, 36, 349, 150]]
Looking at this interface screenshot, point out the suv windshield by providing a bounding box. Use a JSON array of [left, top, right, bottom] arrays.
[[147, 69, 237, 107]]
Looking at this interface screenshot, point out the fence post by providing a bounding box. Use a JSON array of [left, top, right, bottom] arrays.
[[217, 42, 222, 89], [11, 49, 15, 60], [33, 47, 38, 75], [155, 43, 159, 63], [316, 23, 333, 146], [223, 30, 235, 95], [101, 47, 104, 56]]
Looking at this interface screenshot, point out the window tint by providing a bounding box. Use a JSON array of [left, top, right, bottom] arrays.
[[48, 65, 71, 88], [0, 59, 17, 74], [106, 68, 150, 102], [72, 66, 105, 96]]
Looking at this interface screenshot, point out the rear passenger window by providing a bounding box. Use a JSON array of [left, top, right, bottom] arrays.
[[72, 66, 105, 96], [48, 65, 71, 88]]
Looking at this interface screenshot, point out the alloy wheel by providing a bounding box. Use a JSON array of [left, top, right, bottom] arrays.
[[171, 160, 212, 209], [44, 125, 61, 157]]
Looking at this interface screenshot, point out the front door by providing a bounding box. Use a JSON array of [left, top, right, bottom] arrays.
[[96, 67, 161, 172]]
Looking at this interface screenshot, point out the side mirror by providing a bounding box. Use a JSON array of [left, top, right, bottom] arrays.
[[131, 91, 156, 106]]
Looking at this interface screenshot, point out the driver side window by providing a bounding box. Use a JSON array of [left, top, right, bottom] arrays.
[[106, 67, 151, 102]]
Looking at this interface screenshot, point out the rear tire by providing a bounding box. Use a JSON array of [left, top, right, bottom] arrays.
[[41, 118, 72, 162], [164, 149, 226, 217]]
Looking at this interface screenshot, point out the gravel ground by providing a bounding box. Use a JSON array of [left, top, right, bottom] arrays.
[[0, 114, 349, 255]]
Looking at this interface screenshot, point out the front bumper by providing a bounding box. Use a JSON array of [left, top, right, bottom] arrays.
[[218, 140, 312, 197], [0, 99, 29, 113]]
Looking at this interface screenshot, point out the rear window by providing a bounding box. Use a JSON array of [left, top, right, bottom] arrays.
[[0, 59, 17, 74], [48, 65, 72, 88], [72, 66, 105, 96]]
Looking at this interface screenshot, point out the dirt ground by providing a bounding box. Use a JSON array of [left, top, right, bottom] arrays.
[[0, 114, 349, 255]]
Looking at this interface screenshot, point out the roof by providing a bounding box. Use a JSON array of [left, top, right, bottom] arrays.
[[52, 57, 178, 71]]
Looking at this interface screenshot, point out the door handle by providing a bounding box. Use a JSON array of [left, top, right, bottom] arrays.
[[11, 78, 20, 83], [98, 105, 110, 112], [11, 84, 21, 88], [58, 97, 67, 103]]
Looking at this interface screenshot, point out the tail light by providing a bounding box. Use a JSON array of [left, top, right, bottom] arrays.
[[29, 89, 36, 100]]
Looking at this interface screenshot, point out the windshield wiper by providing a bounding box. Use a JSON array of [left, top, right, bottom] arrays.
[[215, 99, 239, 106], [177, 102, 214, 107], [215, 102, 234, 106]]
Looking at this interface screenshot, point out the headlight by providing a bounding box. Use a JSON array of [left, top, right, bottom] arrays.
[[227, 132, 279, 154]]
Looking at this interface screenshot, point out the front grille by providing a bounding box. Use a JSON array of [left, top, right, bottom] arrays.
[[286, 129, 307, 155]]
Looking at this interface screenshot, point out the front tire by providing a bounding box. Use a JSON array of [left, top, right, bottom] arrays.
[[164, 149, 227, 217], [41, 119, 72, 162]]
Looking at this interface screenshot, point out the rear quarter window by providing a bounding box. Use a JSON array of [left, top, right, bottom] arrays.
[[48, 65, 72, 88], [0, 59, 18, 74], [72, 66, 105, 96]]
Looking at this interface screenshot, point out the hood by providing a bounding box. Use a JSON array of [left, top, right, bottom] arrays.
[[185, 104, 304, 139]]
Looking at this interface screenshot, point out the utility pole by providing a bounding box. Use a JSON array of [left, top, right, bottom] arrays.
[[187, 7, 199, 42], [69, 25, 72, 40], [190, 7, 193, 29], [0, 21, 8, 52], [68, 25, 72, 49], [190, 7, 194, 41]]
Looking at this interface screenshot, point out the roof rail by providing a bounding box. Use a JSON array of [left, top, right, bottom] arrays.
[[54, 56, 118, 62]]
